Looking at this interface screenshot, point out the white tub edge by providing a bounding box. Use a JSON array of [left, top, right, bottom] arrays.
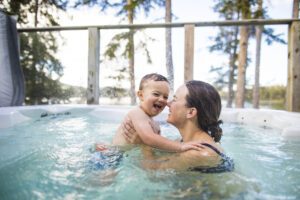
[[0, 105, 300, 138]]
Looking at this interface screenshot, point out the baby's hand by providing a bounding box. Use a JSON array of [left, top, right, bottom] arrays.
[[180, 141, 205, 152], [95, 143, 109, 151], [148, 120, 161, 135]]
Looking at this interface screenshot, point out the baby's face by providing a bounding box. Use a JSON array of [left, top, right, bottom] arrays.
[[139, 80, 170, 117]]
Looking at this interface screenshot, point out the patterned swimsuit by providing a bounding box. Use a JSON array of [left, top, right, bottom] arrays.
[[189, 143, 234, 173]]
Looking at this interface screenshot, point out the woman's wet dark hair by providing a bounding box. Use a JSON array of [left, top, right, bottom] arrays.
[[185, 80, 223, 142]]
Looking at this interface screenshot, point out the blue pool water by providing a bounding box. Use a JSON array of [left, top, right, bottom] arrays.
[[0, 112, 299, 199]]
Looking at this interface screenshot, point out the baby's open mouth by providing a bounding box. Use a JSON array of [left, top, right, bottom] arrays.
[[154, 103, 163, 109]]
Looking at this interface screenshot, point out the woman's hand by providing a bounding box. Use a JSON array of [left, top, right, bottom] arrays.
[[122, 117, 142, 144], [180, 141, 205, 152]]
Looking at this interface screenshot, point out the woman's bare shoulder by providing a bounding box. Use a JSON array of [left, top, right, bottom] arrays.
[[180, 148, 221, 168], [182, 148, 213, 159]]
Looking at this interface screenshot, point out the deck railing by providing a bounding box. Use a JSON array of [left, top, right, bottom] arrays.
[[18, 19, 300, 112]]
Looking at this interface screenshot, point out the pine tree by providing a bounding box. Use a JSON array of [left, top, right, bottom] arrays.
[[1, 0, 69, 104], [211, 0, 286, 108], [75, 0, 165, 105]]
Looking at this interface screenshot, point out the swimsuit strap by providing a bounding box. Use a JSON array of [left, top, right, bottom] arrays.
[[180, 139, 223, 156], [200, 143, 222, 156], [189, 142, 234, 173]]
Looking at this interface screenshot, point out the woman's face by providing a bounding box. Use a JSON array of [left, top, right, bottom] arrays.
[[166, 85, 189, 127]]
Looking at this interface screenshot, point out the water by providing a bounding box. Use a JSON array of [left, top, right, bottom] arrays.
[[0, 113, 299, 200]]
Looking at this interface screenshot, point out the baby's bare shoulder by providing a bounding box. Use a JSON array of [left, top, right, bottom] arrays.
[[128, 107, 149, 119]]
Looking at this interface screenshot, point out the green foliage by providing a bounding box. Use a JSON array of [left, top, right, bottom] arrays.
[[210, 0, 286, 97], [104, 30, 154, 63], [262, 28, 286, 45], [245, 85, 286, 109], [104, 31, 134, 60], [103, 66, 129, 100], [0, 0, 68, 24], [75, 0, 163, 103], [259, 85, 286, 100], [100, 86, 128, 100], [209, 65, 231, 90], [210, 1, 241, 95], [208, 25, 239, 92], [74, 0, 164, 17]]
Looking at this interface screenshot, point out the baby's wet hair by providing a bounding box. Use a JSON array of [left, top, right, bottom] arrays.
[[139, 73, 169, 90]]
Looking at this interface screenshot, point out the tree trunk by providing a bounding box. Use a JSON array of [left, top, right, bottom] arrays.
[[227, 26, 239, 108], [235, 26, 248, 108], [253, 0, 263, 109], [165, 0, 174, 94], [34, 0, 38, 27], [292, 0, 299, 18], [33, 0, 39, 104], [235, 0, 250, 108], [227, 54, 235, 108], [253, 26, 262, 108], [127, 0, 136, 105]]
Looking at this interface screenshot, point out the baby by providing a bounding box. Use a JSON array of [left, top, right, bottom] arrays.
[[110, 73, 198, 152]]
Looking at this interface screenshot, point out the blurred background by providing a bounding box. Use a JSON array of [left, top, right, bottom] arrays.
[[1, 0, 298, 110]]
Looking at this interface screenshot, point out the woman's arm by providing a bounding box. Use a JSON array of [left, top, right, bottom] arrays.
[[141, 147, 220, 170], [140, 145, 180, 170]]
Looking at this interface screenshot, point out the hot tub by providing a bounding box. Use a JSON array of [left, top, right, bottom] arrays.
[[0, 105, 299, 199]]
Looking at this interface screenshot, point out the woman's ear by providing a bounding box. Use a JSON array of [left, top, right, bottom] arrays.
[[137, 90, 143, 101], [186, 107, 197, 119]]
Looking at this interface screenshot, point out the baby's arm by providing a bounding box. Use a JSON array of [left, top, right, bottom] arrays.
[[148, 120, 161, 135], [127, 111, 201, 152]]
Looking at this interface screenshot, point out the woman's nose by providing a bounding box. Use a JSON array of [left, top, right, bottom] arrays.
[[167, 101, 171, 107]]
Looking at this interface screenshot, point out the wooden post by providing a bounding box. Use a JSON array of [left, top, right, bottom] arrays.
[[287, 21, 300, 112], [184, 24, 194, 82], [87, 28, 100, 104]]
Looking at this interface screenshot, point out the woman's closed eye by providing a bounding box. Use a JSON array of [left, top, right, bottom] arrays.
[[168, 98, 175, 104], [172, 97, 177, 102]]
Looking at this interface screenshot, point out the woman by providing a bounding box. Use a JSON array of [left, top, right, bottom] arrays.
[[124, 80, 234, 173]]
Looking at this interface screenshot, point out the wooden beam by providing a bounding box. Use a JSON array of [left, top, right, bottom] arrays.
[[87, 28, 100, 104], [184, 24, 194, 82], [287, 21, 300, 112], [17, 19, 300, 33]]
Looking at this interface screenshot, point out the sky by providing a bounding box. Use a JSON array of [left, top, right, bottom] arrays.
[[56, 0, 293, 91]]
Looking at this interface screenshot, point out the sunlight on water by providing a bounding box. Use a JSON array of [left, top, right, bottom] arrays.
[[0, 113, 299, 199]]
